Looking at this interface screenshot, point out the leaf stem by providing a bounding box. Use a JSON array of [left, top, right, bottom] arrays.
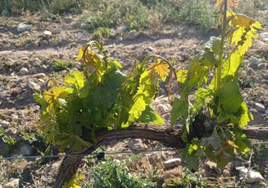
[[215, 0, 228, 110]]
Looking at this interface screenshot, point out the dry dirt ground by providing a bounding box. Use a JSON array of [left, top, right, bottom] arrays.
[[0, 13, 268, 188]]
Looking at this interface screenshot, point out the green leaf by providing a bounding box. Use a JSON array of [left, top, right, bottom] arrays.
[[183, 60, 209, 92], [235, 101, 252, 128], [128, 96, 147, 122], [204, 36, 221, 54], [216, 150, 233, 168], [222, 51, 243, 77], [233, 126, 252, 154], [181, 144, 200, 170], [64, 71, 85, 90], [186, 157, 199, 171], [138, 106, 164, 125], [219, 80, 243, 114], [112, 58, 122, 69], [192, 88, 212, 114], [217, 111, 231, 123], [176, 69, 188, 84], [122, 70, 158, 127], [34, 93, 46, 106], [72, 135, 92, 151], [171, 95, 188, 126], [57, 109, 70, 125], [200, 50, 218, 67], [201, 130, 222, 150], [90, 70, 125, 114]]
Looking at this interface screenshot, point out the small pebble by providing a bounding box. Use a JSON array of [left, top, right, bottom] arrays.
[[164, 158, 181, 168], [28, 81, 40, 91], [31, 73, 46, 79], [255, 103, 265, 112], [19, 67, 29, 75], [44, 30, 52, 36], [0, 120, 10, 128]]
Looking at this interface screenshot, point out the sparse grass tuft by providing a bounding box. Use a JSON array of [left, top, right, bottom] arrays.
[[52, 59, 73, 72], [83, 155, 156, 188], [1, 0, 267, 32], [0, 0, 87, 15]]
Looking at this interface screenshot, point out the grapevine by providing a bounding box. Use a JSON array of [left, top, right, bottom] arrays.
[[171, 0, 262, 169], [35, 41, 175, 152], [34, 0, 263, 186]]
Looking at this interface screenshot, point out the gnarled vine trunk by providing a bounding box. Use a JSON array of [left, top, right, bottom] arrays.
[[54, 126, 184, 188], [54, 126, 268, 188]]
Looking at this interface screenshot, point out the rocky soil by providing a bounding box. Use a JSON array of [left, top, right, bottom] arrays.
[[0, 12, 268, 188]]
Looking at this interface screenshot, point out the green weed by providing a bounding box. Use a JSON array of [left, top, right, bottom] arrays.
[[0, 0, 86, 15], [0, 129, 18, 154], [52, 59, 73, 72], [83, 0, 148, 32], [93, 27, 116, 39], [83, 155, 156, 188], [20, 132, 47, 154], [167, 168, 211, 188]]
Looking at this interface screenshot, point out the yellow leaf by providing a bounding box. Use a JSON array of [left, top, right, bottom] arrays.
[[62, 174, 83, 188], [148, 59, 170, 81], [227, 11, 261, 56], [226, 140, 238, 149], [227, 11, 261, 29], [241, 147, 250, 154], [43, 87, 68, 113], [192, 144, 198, 150], [76, 45, 87, 61]]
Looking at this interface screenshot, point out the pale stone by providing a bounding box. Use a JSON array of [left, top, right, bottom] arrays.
[[255, 103, 265, 112], [52, 28, 62, 34], [44, 30, 52, 36], [164, 158, 181, 168], [38, 79, 45, 83], [237, 167, 264, 183], [20, 143, 34, 156], [110, 29, 116, 36], [126, 30, 139, 40], [0, 120, 10, 128], [11, 114, 19, 120], [128, 139, 145, 150], [245, 170, 264, 183], [257, 63, 266, 69], [118, 25, 128, 32], [80, 23, 87, 29], [31, 73, 46, 79], [250, 56, 261, 68], [42, 65, 48, 69], [19, 67, 29, 75], [3, 178, 20, 188], [28, 68, 36, 74], [260, 32, 268, 42], [28, 81, 40, 90], [21, 56, 29, 61], [17, 23, 32, 33]]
